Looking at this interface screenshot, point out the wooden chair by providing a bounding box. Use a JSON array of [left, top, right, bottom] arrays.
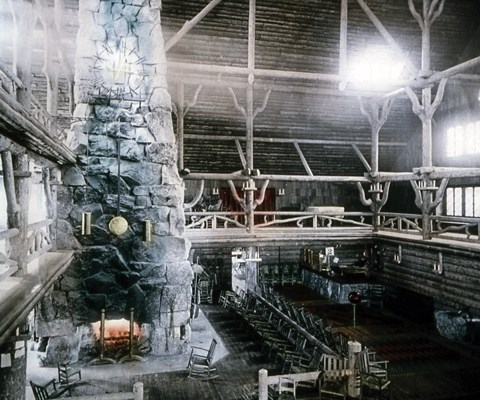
[[368, 284, 385, 311], [30, 379, 69, 400], [187, 338, 219, 379], [319, 354, 348, 399], [57, 363, 82, 394], [275, 376, 296, 399], [356, 349, 391, 399], [198, 279, 212, 304]]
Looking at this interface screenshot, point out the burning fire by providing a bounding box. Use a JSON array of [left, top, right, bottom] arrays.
[[92, 318, 141, 339]]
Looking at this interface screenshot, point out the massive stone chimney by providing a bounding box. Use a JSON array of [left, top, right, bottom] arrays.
[[36, 0, 193, 364]]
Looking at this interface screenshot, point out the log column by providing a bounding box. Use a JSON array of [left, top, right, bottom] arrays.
[[8, 0, 35, 109], [407, 0, 447, 239]]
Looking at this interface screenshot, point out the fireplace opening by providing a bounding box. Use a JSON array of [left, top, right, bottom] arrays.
[[90, 316, 145, 362]]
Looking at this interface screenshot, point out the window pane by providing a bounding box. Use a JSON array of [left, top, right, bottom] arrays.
[[466, 123, 476, 155], [475, 187, 480, 217], [454, 125, 465, 156], [465, 187, 473, 216], [446, 127, 455, 157], [454, 187, 462, 216], [475, 122, 480, 154], [446, 188, 454, 215]]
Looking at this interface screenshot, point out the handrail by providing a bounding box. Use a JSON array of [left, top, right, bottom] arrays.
[[0, 228, 19, 240], [251, 291, 337, 356]]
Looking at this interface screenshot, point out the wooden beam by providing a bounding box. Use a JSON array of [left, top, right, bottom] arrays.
[[294, 141, 313, 176], [168, 61, 340, 83], [235, 138, 247, 169], [184, 133, 407, 147], [185, 167, 480, 183], [165, 0, 225, 52], [185, 172, 370, 183], [351, 144, 371, 173], [339, 0, 348, 84]]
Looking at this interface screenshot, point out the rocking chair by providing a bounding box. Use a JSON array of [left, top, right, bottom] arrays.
[[187, 338, 219, 380], [30, 379, 69, 400]]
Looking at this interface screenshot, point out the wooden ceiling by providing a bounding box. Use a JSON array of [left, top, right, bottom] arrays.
[[161, 0, 480, 176], [1, 0, 480, 175]]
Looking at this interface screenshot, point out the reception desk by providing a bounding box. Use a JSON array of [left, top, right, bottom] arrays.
[[301, 268, 369, 304]]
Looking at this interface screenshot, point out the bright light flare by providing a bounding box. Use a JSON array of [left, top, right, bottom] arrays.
[[347, 46, 407, 89]]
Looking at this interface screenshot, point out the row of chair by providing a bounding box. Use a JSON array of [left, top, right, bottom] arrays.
[[258, 264, 301, 286], [226, 287, 391, 399], [227, 289, 348, 399]]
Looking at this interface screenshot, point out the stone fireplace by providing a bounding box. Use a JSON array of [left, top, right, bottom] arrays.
[[36, 0, 193, 365]]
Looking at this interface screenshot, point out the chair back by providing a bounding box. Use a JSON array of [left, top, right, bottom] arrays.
[[57, 363, 69, 384], [309, 347, 324, 370], [278, 376, 296, 397], [30, 381, 49, 400], [355, 350, 370, 374], [322, 354, 349, 379], [207, 339, 217, 360]]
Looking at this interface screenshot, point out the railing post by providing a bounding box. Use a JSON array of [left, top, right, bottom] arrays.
[[133, 382, 143, 400], [258, 368, 268, 400], [347, 340, 362, 398], [312, 214, 317, 229], [212, 215, 217, 229]]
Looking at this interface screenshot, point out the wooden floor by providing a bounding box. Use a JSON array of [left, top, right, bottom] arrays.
[[276, 284, 480, 400], [66, 285, 480, 400]]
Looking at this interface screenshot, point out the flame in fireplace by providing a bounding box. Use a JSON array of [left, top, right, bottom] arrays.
[[92, 318, 141, 339]]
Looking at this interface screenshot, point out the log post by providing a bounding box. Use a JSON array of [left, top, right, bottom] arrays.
[[8, 0, 35, 109], [38, 1, 60, 116], [133, 382, 144, 400], [357, 98, 393, 230], [406, 0, 446, 239], [1, 150, 20, 228], [177, 82, 185, 171], [347, 341, 362, 398], [258, 368, 268, 400], [5, 153, 31, 274]]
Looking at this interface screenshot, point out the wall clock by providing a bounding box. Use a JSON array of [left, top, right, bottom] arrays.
[[91, 38, 147, 99]]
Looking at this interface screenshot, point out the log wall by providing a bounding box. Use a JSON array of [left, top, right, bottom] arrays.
[[372, 237, 480, 316], [192, 235, 480, 318]]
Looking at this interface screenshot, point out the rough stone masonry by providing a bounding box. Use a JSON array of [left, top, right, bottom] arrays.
[[37, 0, 193, 365]]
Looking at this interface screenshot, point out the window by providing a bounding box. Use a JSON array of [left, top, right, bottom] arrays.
[[446, 121, 480, 157], [445, 186, 480, 217]]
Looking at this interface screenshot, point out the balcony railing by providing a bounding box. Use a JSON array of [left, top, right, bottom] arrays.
[[186, 210, 374, 230], [186, 209, 480, 242]]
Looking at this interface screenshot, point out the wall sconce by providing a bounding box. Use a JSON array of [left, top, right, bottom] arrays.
[[393, 245, 402, 264], [278, 188, 285, 196], [81, 211, 91, 235], [433, 252, 443, 275], [143, 220, 152, 242], [212, 187, 219, 195]]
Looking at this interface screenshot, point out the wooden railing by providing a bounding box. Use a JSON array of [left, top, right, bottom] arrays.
[[27, 219, 54, 262], [378, 212, 422, 233], [185, 211, 247, 229], [432, 214, 480, 242], [185, 210, 374, 230], [185, 209, 480, 243], [0, 62, 62, 140], [0, 218, 54, 277], [379, 212, 480, 241]]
